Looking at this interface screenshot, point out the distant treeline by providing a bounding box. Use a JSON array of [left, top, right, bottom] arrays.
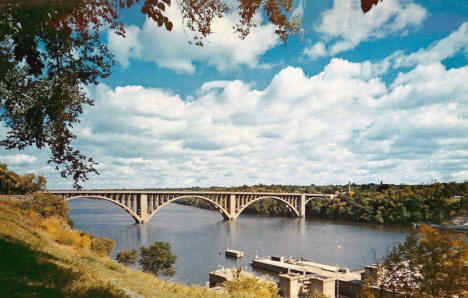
[[2, 160, 465, 225], [174, 183, 468, 225], [0, 163, 46, 195]]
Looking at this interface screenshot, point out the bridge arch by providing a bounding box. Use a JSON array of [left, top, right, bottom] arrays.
[[305, 195, 329, 206], [66, 195, 143, 224], [234, 196, 300, 219], [145, 195, 231, 222]]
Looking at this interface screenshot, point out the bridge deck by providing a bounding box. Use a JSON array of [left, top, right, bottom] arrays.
[[48, 190, 332, 196]]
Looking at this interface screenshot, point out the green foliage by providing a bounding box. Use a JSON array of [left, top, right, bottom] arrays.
[[0, 163, 46, 194], [244, 198, 291, 216], [90, 237, 115, 257], [307, 182, 467, 225], [116, 249, 138, 266], [30, 192, 69, 219], [379, 225, 468, 297], [0, 2, 119, 188], [0, 163, 74, 225], [0, 237, 127, 297], [176, 198, 217, 210], [139, 241, 177, 277], [224, 269, 280, 298], [299, 288, 329, 298]]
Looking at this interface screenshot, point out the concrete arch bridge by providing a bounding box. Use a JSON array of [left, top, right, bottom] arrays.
[[48, 190, 335, 224]]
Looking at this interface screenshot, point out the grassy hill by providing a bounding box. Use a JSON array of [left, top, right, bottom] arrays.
[[0, 197, 226, 297]]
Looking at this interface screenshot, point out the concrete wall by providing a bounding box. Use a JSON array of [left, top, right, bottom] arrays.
[[279, 275, 301, 298], [310, 279, 335, 298], [339, 280, 363, 297]]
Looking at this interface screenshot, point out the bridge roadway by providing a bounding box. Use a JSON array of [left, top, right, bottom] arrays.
[[48, 190, 335, 224]]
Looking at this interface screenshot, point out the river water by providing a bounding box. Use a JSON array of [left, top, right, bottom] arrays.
[[68, 199, 410, 285]]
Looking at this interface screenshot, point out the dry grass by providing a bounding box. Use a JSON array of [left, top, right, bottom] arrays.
[[0, 198, 227, 297]]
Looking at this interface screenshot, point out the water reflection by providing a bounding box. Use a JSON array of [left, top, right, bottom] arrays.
[[68, 198, 409, 285]]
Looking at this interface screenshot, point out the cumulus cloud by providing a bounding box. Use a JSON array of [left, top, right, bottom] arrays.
[[303, 41, 328, 60], [304, 0, 427, 57], [107, 26, 142, 68], [1, 154, 37, 166], [43, 56, 464, 188], [392, 22, 468, 68], [107, 5, 279, 73]]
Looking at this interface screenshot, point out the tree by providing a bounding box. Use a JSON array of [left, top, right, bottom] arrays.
[[0, 163, 46, 194], [30, 192, 69, 219], [378, 225, 468, 297], [299, 288, 329, 298], [90, 237, 115, 256], [0, 0, 380, 188], [139, 241, 177, 276], [116, 248, 138, 266], [0, 1, 118, 188]]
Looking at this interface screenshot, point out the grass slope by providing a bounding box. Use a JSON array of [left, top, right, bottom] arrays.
[[0, 198, 226, 297]]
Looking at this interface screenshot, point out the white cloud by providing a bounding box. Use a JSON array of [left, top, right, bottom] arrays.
[[308, 0, 427, 56], [303, 41, 328, 60], [39, 57, 463, 188], [393, 22, 468, 68], [107, 26, 142, 68], [1, 154, 37, 165], [107, 5, 279, 73]]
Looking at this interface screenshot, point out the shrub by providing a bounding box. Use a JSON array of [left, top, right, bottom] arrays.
[[30, 193, 72, 226], [39, 216, 92, 250], [379, 225, 468, 297], [55, 230, 75, 246], [90, 237, 115, 256], [224, 269, 280, 298], [74, 231, 92, 249], [139, 241, 177, 276], [116, 249, 138, 266], [299, 288, 329, 298]]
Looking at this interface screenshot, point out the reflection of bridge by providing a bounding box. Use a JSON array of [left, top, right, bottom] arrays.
[[48, 190, 335, 224]]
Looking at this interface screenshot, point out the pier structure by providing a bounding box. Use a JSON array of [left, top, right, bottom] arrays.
[[48, 190, 334, 224], [225, 249, 244, 258], [251, 256, 364, 298], [279, 273, 336, 298]]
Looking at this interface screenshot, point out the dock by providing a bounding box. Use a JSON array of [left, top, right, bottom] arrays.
[[208, 257, 383, 298], [225, 249, 244, 258], [251, 256, 365, 298], [251, 256, 361, 281]]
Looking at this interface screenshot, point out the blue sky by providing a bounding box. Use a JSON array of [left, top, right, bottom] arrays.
[[1, 0, 468, 189]]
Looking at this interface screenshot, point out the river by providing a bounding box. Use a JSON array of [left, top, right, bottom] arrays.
[[68, 199, 410, 285]]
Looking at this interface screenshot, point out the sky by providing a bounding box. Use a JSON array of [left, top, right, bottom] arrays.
[[1, 0, 468, 189]]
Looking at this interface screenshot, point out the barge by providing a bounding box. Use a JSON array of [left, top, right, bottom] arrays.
[[225, 249, 244, 258]]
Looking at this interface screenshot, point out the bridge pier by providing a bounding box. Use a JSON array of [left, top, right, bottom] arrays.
[[299, 194, 306, 218], [228, 194, 236, 220], [139, 194, 148, 223]]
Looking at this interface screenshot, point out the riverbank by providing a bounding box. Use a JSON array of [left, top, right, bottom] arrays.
[[0, 197, 225, 297]]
